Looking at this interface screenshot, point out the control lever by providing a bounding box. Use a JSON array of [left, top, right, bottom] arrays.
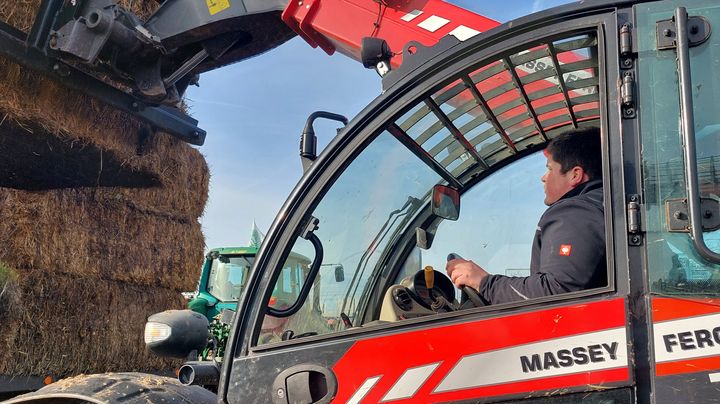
[[423, 265, 452, 312], [447, 253, 488, 307], [424, 265, 435, 295]]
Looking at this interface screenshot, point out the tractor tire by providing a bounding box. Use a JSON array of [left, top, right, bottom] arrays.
[[4, 372, 216, 403]]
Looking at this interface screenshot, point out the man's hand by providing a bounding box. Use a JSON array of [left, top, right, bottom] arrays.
[[446, 259, 489, 292]]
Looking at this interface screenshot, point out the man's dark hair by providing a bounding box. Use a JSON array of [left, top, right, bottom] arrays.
[[545, 126, 602, 181]]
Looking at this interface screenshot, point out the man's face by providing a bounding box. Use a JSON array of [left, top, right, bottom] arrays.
[[541, 154, 577, 206]]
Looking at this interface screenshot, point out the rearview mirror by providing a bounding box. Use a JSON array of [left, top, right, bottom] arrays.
[[431, 184, 460, 221]]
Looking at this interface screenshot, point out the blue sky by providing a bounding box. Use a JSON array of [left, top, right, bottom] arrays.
[[187, 0, 575, 250]]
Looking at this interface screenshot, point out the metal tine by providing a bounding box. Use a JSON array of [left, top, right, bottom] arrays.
[[575, 108, 600, 119], [483, 81, 517, 102], [539, 114, 574, 129], [519, 65, 558, 86], [469, 62, 506, 84], [434, 80, 467, 106], [415, 119, 446, 146], [534, 99, 567, 116], [398, 104, 433, 132], [506, 125, 537, 141], [553, 36, 597, 53], [569, 93, 598, 106], [510, 47, 550, 67], [565, 76, 599, 91], [528, 86, 561, 102], [497, 112, 532, 131], [559, 58, 597, 74], [492, 97, 525, 117]]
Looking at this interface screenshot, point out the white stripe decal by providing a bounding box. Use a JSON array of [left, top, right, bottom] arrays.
[[653, 313, 720, 363], [347, 375, 381, 404], [381, 362, 441, 402], [709, 372, 720, 383], [449, 25, 481, 41], [417, 15, 450, 32], [434, 327, 627, 393], [401, 10, 423, 22]]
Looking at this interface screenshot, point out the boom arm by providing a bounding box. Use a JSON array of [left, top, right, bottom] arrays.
[[0, 0, 499, 145], [281, 0, 500, 68]]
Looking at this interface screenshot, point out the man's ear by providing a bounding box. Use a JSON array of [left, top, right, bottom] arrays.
[[569, 166, 589, 187]]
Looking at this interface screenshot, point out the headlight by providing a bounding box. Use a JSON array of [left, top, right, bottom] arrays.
[[144, 321, 172, 344]]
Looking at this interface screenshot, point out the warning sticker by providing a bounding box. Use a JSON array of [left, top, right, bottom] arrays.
[[206, 0, 230, 16]]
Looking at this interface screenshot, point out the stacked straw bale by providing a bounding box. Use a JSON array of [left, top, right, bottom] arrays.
[[0, 1, 209, 377]]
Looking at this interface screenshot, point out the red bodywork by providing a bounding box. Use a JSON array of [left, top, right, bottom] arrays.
[[282, 0, 500, 67]]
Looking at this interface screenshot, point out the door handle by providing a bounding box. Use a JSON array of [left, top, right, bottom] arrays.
[[272, 364, 338, 404]]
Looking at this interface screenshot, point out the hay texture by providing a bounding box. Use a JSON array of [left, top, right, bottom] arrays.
[[0, 188, 204, 292], [0, 267, 183, 376], [0, 0, 210, 379]]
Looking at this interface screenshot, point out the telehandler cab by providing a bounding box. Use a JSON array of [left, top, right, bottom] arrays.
[[7, 0, 720, 403]]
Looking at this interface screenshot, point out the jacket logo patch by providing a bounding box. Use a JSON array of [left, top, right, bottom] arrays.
[[559, 244, 572, 256]]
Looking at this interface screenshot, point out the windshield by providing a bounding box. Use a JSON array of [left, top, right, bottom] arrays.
[[269, 130, 443, 334], [207, 255, 254, 302], [262, 30, 601, 341]]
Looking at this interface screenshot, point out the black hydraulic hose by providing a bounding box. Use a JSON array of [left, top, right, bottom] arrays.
[[267, 231, 324, 318]]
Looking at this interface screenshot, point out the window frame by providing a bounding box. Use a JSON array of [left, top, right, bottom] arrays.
[[239, 13, 622, 357]]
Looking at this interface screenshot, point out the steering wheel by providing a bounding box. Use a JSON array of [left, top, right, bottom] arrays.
[[447, 253, 487, 307]]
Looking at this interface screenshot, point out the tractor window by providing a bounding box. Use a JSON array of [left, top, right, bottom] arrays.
[[207, 256, 253, 302], [638, 1, 720, 295]]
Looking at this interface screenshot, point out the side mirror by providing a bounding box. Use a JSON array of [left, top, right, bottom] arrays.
[[431, 184, 460, 221], [334, 265, 345, 282], [144, 310, 208, 359]]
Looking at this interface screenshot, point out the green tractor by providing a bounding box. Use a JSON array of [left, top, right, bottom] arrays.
[[185, 245, 318, 359]]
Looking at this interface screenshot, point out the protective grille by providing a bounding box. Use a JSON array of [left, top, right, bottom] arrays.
[[391, 32, 600, 186]]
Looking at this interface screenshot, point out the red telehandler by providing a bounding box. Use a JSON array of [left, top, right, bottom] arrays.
[[4, 0, 720, 403]]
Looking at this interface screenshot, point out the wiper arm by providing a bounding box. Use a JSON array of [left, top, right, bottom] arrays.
[[340, 196, 422, 317]]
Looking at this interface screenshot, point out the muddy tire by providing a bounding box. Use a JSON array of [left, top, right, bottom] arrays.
[[4, 372, 216, 403]]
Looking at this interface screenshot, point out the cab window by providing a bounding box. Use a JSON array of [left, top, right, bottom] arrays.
[[420, 153, 547, 296], [207, 256, 253, 302], [257, 29, 604, 345], [637, 1, 720, 294]]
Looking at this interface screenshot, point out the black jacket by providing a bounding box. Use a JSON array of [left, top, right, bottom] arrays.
[[478, 180, 606, 304]]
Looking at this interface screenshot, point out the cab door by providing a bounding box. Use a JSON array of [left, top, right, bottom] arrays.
[[223, 6, 634, 404], [635, 2, 720, 402]]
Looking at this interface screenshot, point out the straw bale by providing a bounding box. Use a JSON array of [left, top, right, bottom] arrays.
[[0, 267, 184, 377], [0, 60, 210, 217], [0, 188, 204, 292], [0, 110, 209, 217]]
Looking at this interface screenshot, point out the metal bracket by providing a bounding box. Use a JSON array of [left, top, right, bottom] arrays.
[[0, 19, 206, 145], [656, 15, 712, 50], [627, 194, 644, 246], [619, 23, 634, 69], [620, 71, 635, 119], [665, 197, 720, 232]]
